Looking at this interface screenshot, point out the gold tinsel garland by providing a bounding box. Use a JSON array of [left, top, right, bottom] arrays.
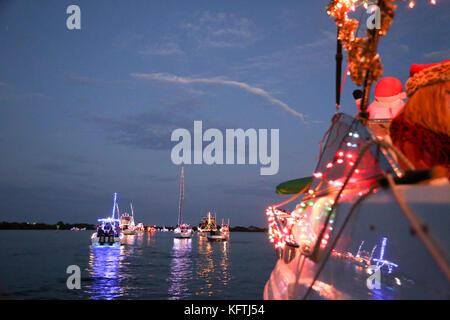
[[326, 0, 397, 86]]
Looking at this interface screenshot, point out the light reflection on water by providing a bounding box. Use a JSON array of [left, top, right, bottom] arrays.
[[0, 231, 276, 299], [87, 245, 124, 300], [193, 236, 232, 298], [168, 238, 193, 300], [167, 237, 233, 299]]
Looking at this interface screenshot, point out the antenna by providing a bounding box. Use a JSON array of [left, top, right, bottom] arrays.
[[130, 202, 134, 217], [356, 240, 364, 258], [370, 245, 377, 262]]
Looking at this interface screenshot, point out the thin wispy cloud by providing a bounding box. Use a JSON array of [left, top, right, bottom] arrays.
[[130, 72, 305, 120], [182, 11, 260, 48], [0, 83, 51, 101], [234, 29, 336, 75], [64, 74, 125, 86], [424, 48, 450, 60], [138, 42, 184, 56]]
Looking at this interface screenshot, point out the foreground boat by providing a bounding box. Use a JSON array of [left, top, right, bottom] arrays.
[[264, 114, 450, 299], [263, 2, 449, 300], [91, 193, 123, 246]]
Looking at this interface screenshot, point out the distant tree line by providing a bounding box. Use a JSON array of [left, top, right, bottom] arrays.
[[0, 221, 96, 230], [229, 225, 268, 232], [0, 221, 267, 232]]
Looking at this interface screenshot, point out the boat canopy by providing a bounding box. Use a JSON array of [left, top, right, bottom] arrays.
[[276, 176, 313, 195]]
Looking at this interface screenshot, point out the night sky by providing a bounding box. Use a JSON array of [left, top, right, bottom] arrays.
[[0, 0, 448, 227]]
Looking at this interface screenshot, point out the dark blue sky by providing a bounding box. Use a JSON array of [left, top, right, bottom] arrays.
[[0, 0, 448, 227]]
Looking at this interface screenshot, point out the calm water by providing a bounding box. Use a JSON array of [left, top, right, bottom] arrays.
[[0, 230, 276, 300]]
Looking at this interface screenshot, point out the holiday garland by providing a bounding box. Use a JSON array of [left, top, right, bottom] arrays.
[[326, 0, 397, 86]]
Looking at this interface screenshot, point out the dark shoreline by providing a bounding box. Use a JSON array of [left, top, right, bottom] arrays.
[[0, 222, 268, 232], [0, 221, 96, 230]]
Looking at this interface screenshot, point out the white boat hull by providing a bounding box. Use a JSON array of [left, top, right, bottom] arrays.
[[122, 229, 136, 235], [174, 229, 193, 239], [91, 233, 122, 246], [206, 234, 227, 242], [264, 184, 450, 300]]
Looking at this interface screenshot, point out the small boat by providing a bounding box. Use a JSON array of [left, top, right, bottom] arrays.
[[173, 166, 193, 239], [206, 229, 227, 242], [91, 193, 123, 246], [120, 203, 136, 235], [174, 223, 193, 239], [160, 226, 168, 232], [135, 222, 145, 233], [220, 218, 230, 236]]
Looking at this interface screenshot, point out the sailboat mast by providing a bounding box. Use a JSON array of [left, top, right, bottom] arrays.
[[177, 165, 184, 226], [111, 192, 117, 219]]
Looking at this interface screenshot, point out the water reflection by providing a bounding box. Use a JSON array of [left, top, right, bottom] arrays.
[[122, 234, 136, 246], [146, 232, 152, 246], [87, 245, 124, 300], [168, 238, 193, 300], [195, 237, 232, 297]]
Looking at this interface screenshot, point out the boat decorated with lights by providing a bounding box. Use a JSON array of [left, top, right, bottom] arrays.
[[206, 218, 230, 242], [197, 211, 217, 237], [135, 222, 145, 233], [220, 219, 230, 235], [120, 203, 136, 235], [264, 0, 449, 300], [91, 192, 123, 246], [174, 165, 193, 239]]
